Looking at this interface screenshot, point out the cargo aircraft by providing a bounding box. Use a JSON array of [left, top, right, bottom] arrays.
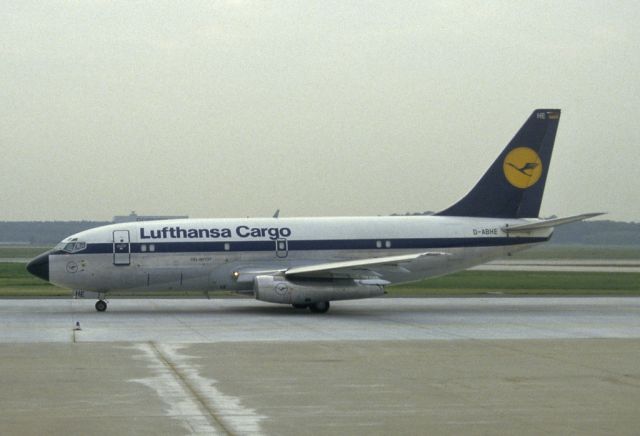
[[27, 109, 601, 313]]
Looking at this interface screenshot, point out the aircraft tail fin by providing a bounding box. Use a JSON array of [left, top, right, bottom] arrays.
[[436, 109, 561, 218]]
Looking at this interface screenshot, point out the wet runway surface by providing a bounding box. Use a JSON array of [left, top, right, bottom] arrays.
[[1, 297, 639, 343], [1, 298, 639, 435]]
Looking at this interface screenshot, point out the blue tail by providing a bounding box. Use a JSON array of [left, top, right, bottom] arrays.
[[436, 109, 561, 218]]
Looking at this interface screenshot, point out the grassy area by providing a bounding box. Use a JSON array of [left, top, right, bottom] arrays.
[[388, 270, 640, 296], [512, 244, 640, 260], [2, 261, 640, 298], [0, 246, 50, 258], [0, 262, 65, 296]]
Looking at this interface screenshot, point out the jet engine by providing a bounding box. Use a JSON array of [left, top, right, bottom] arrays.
[[254, 275, 385, 305]]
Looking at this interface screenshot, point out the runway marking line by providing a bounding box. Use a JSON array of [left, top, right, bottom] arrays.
[[148, 341, 233, 435]]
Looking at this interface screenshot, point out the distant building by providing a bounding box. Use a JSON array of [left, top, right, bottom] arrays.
[[112, 211, 188, 223]]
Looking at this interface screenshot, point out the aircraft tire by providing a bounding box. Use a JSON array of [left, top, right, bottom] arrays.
[[95, 300, 107, 312], [309, 301, 330, 313]]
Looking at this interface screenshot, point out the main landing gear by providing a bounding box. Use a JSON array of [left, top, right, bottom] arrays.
[[292, 301, 331, 313], [95, 299, 107, 312]]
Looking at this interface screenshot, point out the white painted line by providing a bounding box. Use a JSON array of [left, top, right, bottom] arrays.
[[159, 344, 266, 435], [129, 343, 265, 435], [129, 343, 224, 435]]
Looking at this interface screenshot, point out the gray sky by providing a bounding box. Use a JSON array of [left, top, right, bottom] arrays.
[[1, 1, 639, 221]]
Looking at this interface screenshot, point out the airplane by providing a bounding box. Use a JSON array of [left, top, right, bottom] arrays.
[[27, 109, 602, 313]]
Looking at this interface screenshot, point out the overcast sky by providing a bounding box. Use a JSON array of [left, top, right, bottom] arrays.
[[1, 1, 638, 222]]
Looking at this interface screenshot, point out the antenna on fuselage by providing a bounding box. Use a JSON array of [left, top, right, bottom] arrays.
[[273, 209, 280, 218]]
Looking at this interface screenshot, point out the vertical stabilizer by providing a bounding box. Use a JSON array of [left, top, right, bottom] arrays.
[[436, 109, 560, 218]]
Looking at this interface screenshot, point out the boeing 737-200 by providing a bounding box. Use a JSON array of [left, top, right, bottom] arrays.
[[27, 109, 601, 313]]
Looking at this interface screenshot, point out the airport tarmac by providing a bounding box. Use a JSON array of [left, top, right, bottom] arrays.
[[0, 298, 639, 435]]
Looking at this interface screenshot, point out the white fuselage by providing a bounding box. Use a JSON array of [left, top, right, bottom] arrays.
[[47, 215, 552, 294]]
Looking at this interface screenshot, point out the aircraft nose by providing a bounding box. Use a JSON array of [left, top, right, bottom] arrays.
[[26, 252, 50, 281]]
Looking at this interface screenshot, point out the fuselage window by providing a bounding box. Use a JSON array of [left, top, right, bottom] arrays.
[[62, 241, 87, 253], [224, 243, 230, 251], [385, 240, 391, 248], [376, 240, 382, 248], [149, 244, 155, 252], [141, 244, 147, 252]]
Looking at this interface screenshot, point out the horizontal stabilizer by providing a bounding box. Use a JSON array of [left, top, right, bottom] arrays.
[[502, 213, 605, 232]]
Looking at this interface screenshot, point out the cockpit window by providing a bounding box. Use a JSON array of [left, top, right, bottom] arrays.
[[57, 241, 87, 253]]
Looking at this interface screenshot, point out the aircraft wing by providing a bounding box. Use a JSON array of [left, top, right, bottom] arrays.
[[231, 251, 449, 283], [284, 252, 449, 279], [503, 213, 604, 232]]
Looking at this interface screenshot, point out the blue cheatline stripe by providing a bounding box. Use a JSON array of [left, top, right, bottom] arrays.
[[52, 237, 549, 255]]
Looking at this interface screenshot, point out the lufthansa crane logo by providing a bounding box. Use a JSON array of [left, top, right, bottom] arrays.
[[275, 282, 289, 295], [503, 147, 543, 189]]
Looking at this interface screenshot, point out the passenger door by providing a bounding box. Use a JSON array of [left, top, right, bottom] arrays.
[[275, 238, 288, 258], [113, 230, 131, 266]]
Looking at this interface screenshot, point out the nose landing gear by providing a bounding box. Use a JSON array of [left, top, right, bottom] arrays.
[[73, 290, 108, 312], [95, 299, 107, 312]]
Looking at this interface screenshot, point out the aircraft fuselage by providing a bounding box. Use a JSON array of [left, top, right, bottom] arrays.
[[36, 215, 551, 294]]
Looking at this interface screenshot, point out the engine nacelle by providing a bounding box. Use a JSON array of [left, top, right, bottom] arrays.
[[254, 275, 385, 305]]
